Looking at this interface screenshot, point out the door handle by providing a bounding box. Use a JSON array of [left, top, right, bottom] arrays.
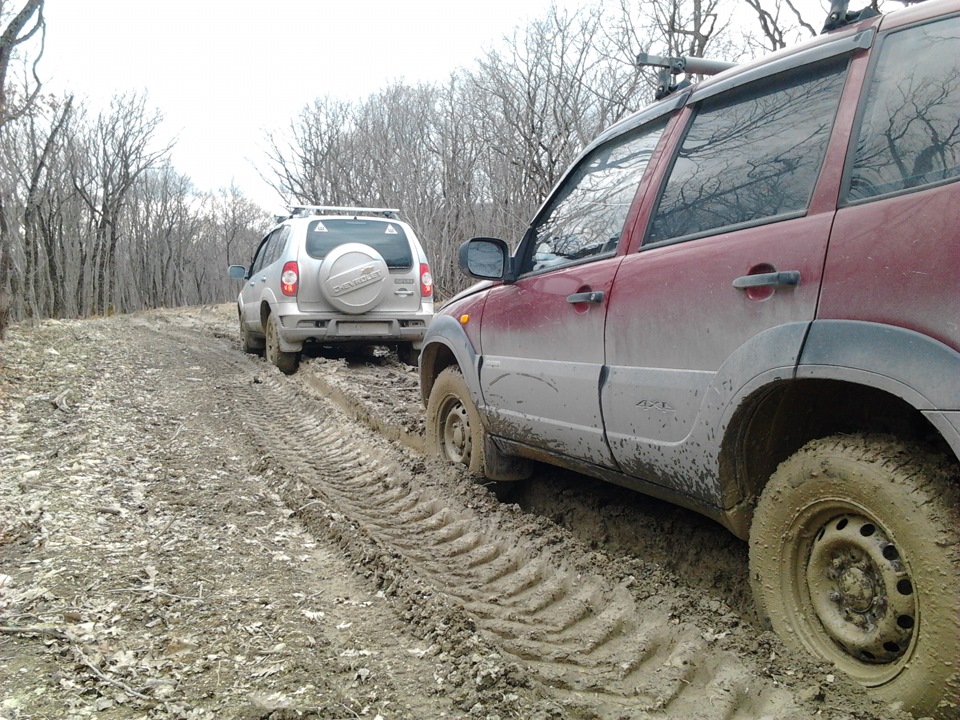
[[732, 270, 800, 289], [566, 290, 604, 304]]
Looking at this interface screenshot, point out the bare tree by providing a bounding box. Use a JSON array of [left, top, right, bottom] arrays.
[[69, 93, 172, 315], [0, 0, 44, 337], [740, 0, 819, 52], [0, 0, 44, 125]]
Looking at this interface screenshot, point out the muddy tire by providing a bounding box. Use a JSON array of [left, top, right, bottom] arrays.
[[396, 343, 419, 367], [425, 367, 531, 482], [749, 434, 960, 717], [264, 313, 299, 375]]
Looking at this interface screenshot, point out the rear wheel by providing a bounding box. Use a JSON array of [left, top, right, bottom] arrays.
[[396, 343, 420, 367], [749, 434, 960, 718], [264, 313, 299, 375], [425, 367, 531, 481]]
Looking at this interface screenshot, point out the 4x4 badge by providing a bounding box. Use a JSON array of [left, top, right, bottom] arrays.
[[636, 399, 675, 413]]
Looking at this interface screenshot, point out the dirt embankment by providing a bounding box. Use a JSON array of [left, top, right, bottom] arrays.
[[0, 306, 907, 720]]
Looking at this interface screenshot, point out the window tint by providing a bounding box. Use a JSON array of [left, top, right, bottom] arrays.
[[265, 227, 289, 266], [647, 59, 847, 244], [521, 122, 666, 274], [250, 230, 279, 274], [305, 219, 413, 269], [848, 16, 960, 201]]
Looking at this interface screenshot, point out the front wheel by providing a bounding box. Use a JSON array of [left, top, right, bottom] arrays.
[[749, 434, 960, 718], [425, 367, 531, 482], [264, 313, 299, 375]]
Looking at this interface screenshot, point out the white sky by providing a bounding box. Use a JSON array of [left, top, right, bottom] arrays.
[[37, 0, 830, 214], [38, 0, 568, 214]]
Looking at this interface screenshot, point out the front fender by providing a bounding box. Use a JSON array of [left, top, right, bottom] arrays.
[[419, 314, 481, 407]]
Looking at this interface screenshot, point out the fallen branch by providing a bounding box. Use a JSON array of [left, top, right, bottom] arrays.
[[0, 624, 70, 641]]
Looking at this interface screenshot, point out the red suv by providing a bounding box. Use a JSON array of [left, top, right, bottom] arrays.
[[418, 1, 960, 715]]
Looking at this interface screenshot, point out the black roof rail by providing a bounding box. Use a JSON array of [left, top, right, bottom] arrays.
[[822, 0, 882, 33], [636, 52, 737, 100]]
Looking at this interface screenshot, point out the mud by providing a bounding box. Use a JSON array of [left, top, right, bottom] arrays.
[[0, 305, 909, 719]]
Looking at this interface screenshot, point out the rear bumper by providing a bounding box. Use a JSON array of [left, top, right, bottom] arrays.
[[274, 308, 431, 350]]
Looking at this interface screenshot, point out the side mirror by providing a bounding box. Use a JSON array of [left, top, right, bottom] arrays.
[[458, 237, 511, 281], [228, 264, 248, 280]]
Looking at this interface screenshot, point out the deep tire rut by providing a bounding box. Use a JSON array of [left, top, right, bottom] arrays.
[[115, 313, 898, 720], [126, 321, 814, 720]]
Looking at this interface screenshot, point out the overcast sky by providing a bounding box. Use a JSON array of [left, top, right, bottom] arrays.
[[37, 0, 829, 214], [39, 0, 574, 213]]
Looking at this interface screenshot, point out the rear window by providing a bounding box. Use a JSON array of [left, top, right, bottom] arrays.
[[304, 219, 413, 269]]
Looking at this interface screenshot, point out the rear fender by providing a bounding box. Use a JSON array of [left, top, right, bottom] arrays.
[[614, 322, 810, 509], [797, 320, 960, 460], [797, 320, 960, 410]]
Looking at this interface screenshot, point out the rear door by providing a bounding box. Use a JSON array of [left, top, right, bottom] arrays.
[[602, 52, 857, 501], [821, 13, 960, 353], [296, 218, 422, 314], [240, 227, 287, 331], [478, 120, 667, 467]]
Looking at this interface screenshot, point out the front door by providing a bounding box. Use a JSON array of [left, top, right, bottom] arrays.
[[478, 120, 668, 467]]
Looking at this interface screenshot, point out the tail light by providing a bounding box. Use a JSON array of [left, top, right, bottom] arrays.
[[420, 263, 433, 298], [280, 261, 299, 296]]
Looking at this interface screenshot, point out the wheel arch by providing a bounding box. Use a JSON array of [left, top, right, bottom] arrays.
[[419, 314, 480, 408], [719, 321, 960, 538]]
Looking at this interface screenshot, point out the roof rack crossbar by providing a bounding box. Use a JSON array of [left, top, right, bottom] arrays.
[[636, 52, 737, 100], [821, 0, 881, 33], [288, 205, 401, 218]]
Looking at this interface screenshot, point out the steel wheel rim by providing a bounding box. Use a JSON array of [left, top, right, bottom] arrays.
[[440, 397, 471, 465], [785, 500, 919, 684], [807, 513, 917, 664]]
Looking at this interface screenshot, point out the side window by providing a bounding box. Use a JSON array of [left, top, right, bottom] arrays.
[[847, 16, 960, 202], [520, 121, 667, 274], [252, 227, 286, 274], [647, 59, 847, 244], [266, 227, 291, 266], [249, 232, 274, 275]]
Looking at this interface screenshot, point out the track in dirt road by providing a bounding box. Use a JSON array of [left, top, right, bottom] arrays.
[[1, 306, 904, 720]]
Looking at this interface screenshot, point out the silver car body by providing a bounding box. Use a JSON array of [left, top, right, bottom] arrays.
[[231, 207, 434, 353]]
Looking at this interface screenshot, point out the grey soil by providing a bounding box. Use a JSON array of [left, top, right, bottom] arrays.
[[0, 306, 911, 719]]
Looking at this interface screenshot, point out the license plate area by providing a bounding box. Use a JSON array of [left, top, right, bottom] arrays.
[[337, 321, 391, 336]]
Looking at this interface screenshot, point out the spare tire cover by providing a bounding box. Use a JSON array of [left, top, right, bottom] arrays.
[[318, 243, 390, 315]]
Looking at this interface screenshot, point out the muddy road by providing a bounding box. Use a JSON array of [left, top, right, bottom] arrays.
[[0, 306, 907, 719]]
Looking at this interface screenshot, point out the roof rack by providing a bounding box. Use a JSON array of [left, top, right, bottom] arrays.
[[822, 0, 881, 33], [288, 205, 401, 219], [636, 52, 737, 100]]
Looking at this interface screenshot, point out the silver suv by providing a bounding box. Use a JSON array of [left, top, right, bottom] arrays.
[[228, 206, 434, 373]]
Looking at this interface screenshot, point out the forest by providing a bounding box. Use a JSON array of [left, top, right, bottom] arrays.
[[0, 0, 844, 333]]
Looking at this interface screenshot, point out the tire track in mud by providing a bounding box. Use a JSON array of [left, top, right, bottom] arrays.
[[141, 319, 812, 719]]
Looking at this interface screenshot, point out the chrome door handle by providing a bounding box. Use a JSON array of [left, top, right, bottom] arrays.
[[732, 270, 800, 289], [394, 288, 415, 296], [566, 290, 604, 304]]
